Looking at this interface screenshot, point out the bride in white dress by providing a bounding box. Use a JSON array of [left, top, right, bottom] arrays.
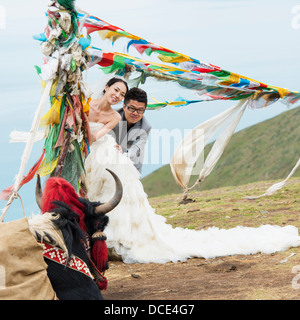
[[85, 78, 300, 264]]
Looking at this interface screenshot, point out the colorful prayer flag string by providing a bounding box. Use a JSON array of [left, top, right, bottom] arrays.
[[78, 11, 300, 109], [88, 47, 285, 108]]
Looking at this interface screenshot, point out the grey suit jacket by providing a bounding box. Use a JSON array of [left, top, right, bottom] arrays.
[[110, 108, 151, 173]]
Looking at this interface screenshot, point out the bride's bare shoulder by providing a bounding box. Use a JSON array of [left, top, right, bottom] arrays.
[[106, 110, 121, 128], [113, 110, 122, 122]]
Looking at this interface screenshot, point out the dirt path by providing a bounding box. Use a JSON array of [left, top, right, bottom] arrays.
[[102, 248, 300, 300]]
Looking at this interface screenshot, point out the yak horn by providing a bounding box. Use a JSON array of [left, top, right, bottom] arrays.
[[94, 168, 123, 215], [35, 174, 43, 210]]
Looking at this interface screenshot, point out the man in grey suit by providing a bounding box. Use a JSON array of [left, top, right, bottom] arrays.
[[111, 87, 151, 174]]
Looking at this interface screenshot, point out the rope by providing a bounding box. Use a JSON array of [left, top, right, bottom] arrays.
[[17, 194, 26, 218], [0, 192, 25, 223], [181, 177, 202, 201]]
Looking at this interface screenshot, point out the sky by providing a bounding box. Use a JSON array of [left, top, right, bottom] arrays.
[[1, 0, 300, 221]]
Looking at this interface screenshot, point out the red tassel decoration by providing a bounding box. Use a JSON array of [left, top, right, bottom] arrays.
[[92, 239, 108, 273], [97, 278, 108, 291], [41, 176, 86, 231]]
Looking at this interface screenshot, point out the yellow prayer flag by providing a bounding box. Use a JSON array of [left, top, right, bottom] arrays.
[[37, 157, 59, 177], [40, 97, 62, 127]]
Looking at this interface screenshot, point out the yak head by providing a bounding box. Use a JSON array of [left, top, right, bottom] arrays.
[[35, 168, 123, 220], [30, 169, 123, 296]]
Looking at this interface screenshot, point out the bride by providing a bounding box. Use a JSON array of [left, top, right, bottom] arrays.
[[85, 77, 300, 264]]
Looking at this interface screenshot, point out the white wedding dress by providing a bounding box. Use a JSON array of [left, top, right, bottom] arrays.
[[85, 122, 300, 264]]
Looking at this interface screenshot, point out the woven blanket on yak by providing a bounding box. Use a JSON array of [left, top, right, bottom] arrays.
[[40, 242, 93, 279]]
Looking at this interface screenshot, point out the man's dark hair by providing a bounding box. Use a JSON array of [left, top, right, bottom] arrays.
[[124, 87, 148, 107]]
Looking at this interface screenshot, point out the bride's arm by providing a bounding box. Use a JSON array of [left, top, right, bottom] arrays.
[[93, 113, 122, 142]]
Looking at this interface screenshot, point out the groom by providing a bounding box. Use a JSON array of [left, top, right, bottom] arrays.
[[111, 87, 151, 174]]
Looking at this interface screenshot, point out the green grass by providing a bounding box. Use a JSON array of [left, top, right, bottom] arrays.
[[148, 177, 300, 232]]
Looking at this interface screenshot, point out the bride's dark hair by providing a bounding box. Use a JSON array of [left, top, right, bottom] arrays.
[[103, 77, 129, 94]]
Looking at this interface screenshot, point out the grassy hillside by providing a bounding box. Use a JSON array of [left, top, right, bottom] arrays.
[[148, 177, 300, 230], [142, 106, 300, 198]]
